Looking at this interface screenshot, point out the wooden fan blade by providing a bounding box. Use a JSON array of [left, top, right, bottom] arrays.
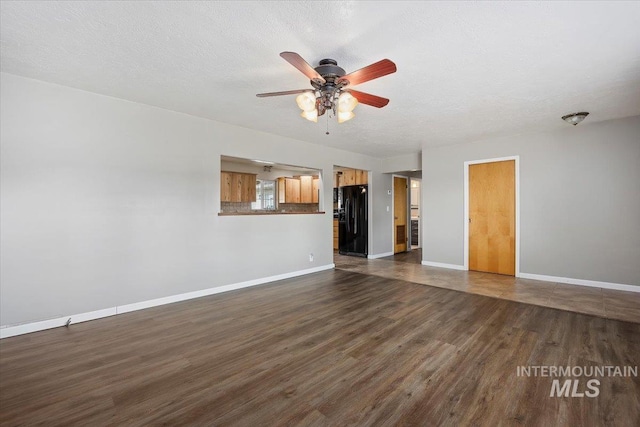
[[338, 59, 396, 86], [347, 89, 389, 108], [280, 52, 326, 83], [256, 89, 311, 97]]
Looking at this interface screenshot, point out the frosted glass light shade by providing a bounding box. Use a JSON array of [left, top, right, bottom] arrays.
[[296, 92, 316, 112], [338, 111, 355, 123], [338, 92, 358, 112], [562, 112, 589, 126], [301, 109, 318, 122]]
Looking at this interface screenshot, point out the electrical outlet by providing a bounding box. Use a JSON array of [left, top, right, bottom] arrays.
[[386, 206, 390, 212], [309, 253, 314, 262]]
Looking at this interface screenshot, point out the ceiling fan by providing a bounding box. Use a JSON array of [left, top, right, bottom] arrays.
[[257, 52, 396, 124]]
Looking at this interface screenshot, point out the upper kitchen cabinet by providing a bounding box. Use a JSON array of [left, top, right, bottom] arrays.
[[278, 177, 301, 203], [312, 177, 320, 203], [221, 171, 256, 202], [220, 171, 232, 202], [279, 175, 319, 204], [334, 169, 368, 188], [299, 175, 313, 203], [355, 169, 368, 185], [342, 169, 356, 186]]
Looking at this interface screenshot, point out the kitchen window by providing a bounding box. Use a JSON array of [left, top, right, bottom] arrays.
[[252, 180, 276, 210]]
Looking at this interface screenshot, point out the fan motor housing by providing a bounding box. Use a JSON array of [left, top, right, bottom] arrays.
[[315, 59, 346, 79]]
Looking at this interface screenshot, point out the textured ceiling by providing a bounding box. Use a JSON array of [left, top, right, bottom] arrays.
[[2, 1, 640, 158]]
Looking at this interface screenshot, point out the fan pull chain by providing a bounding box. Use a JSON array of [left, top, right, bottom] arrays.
[[326, 111, 330, 135]]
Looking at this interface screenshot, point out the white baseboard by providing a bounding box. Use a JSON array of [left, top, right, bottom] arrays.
[[368, 252, 394, 259], [416, 263, 639, 293], [519, 272, 640, 293], [421, 261, 467, 270], [0, 307, 118, 340], [0, 264, 335, 339]]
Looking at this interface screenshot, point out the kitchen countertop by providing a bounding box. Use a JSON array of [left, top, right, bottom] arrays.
[[218, 211, 326, 216]]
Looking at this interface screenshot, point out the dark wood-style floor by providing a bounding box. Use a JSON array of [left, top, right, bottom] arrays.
[[1, 269, 639, 426]]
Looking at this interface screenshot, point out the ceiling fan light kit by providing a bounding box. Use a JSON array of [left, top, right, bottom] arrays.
[[338, 92, 358, 112], [296, 91, 316, 112], [338, 111, 355, 124], [257, 52, 396, 126], [300, 109, 318, 123]]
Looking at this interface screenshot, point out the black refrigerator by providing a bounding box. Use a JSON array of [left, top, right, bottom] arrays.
[[339, 185, 368, 257]]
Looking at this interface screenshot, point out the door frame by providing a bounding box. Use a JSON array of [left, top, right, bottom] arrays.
[[409, 178, 421, 249], [367, 170, 372, 256], [463, 156, 520, 277], [391, 174, 409, 253]]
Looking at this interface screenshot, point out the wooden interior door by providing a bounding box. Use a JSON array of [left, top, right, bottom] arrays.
[[394, 176, 408, 253], [469, 160, 515, 275]]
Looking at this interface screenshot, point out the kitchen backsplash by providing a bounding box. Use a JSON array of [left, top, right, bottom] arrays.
[[221, 202, 319, 214], [278, 203, 319, 213], [220, 202, 252, 212]]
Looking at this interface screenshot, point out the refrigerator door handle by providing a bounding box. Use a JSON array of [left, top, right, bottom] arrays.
[[353, 198, 357, 234], [345, 199, 350, 232]]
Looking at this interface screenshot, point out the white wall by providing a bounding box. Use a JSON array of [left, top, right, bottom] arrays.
[[369, 172, 394, 256], [0, 73, 391, 327], [422, 115, 640, 286], [380, 152, 421, 174]]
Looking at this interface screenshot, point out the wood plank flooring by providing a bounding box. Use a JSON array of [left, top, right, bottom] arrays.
[[1, 269, 639, 426]]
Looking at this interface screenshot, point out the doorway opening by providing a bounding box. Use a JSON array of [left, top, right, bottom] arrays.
[[333, 166, 370, 258], [392, 175, 408, 254], [410, 178, 421, 249]]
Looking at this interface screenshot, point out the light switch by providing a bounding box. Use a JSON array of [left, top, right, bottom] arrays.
[[386, 206, 390, 212]]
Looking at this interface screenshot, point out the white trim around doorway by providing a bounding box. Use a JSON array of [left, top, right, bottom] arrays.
[[409, 177, 421, 249], [463, 156, 520, 277], [391, 174, 410, 254]]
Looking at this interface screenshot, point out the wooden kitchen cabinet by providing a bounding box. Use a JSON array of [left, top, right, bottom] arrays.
[[287, 178, 301, 203], [333, 219, 339, 250], [299, 175, 313, 203], [279, 176, 319, 204], [220, 171, 233, 202], [239, 173, 256, 202], [278, 177, 301, 203], [335, 169, 367, 187], [221, 171, 256, 202], [312, 177, 320, 203], [355, 169, 368, 185], [342, 169, 356, 186]]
